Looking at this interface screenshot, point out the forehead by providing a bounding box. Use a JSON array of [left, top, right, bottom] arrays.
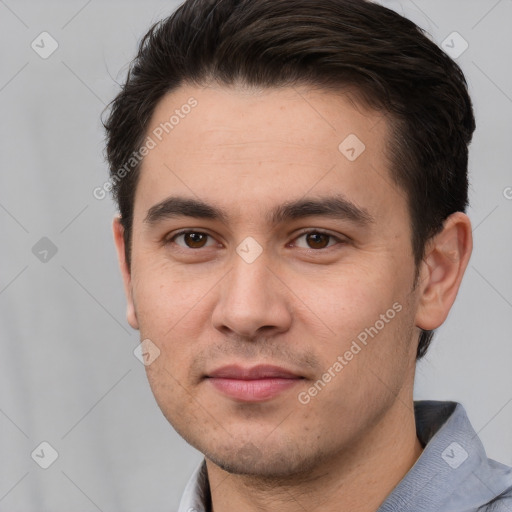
[[134, 83, 405, 226], [146, 82, 387, 158]]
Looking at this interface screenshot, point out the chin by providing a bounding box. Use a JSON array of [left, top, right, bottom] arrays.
[[200, 437, 327, 479]]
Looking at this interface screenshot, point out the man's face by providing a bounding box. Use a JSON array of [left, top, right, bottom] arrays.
[[120, 83, 423, 477]]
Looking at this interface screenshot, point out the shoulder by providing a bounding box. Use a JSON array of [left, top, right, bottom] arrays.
[[477, 459, 512, 512]]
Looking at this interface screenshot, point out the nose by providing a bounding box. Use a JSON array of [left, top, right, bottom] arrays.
[[211, 250, 292, 339]]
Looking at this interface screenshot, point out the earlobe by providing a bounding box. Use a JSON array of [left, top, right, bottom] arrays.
[[112, 216, 139, 330], [415, 212, 473, 331]]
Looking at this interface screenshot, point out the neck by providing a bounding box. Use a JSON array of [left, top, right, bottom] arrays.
[[206, 397, 423, 512]]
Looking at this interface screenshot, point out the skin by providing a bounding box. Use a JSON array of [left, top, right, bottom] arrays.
[[113, 83, 472, 512]]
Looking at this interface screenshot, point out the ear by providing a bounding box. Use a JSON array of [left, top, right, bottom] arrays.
[[415, 212, 473, 331], [112, 216, 139, 330]]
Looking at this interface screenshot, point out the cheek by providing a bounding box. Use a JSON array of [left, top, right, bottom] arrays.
[[288, 261, 416, 401], [143, 362, 207, 440], [129, 262, 209, 370], [301, 298, 415, 422], [290, 262, 404, 340], [131, 255, 214, 323]]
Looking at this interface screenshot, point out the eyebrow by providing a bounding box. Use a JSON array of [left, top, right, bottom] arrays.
[[144, 195, 374, 227], [269, 196, 374, 226]]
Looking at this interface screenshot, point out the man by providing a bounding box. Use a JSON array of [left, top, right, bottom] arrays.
[[103, 0, 512, 510]]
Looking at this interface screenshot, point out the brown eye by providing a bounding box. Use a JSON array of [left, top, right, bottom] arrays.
[[184, 232, 208, 248], [293, 231, 342, 250], [170, 231, 215, 249], [306, 232, 331, 249]]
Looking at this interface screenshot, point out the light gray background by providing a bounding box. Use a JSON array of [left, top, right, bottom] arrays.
[[0, 0, 511, 510]]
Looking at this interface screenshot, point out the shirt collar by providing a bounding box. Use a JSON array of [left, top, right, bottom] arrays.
[[378, 400, 512, 512]]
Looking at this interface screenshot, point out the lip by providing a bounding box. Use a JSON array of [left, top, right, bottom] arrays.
[[208, 364, 302, 380], [206, 364, 304, 402]]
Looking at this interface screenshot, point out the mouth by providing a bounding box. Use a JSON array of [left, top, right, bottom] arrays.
[[205, 364, 305, 402]]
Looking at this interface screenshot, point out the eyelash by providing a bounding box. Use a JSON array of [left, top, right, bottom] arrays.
[[165, 229, 346, 251]]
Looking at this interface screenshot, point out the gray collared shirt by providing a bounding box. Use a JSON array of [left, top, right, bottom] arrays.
[[177, 401, 512, 512]]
